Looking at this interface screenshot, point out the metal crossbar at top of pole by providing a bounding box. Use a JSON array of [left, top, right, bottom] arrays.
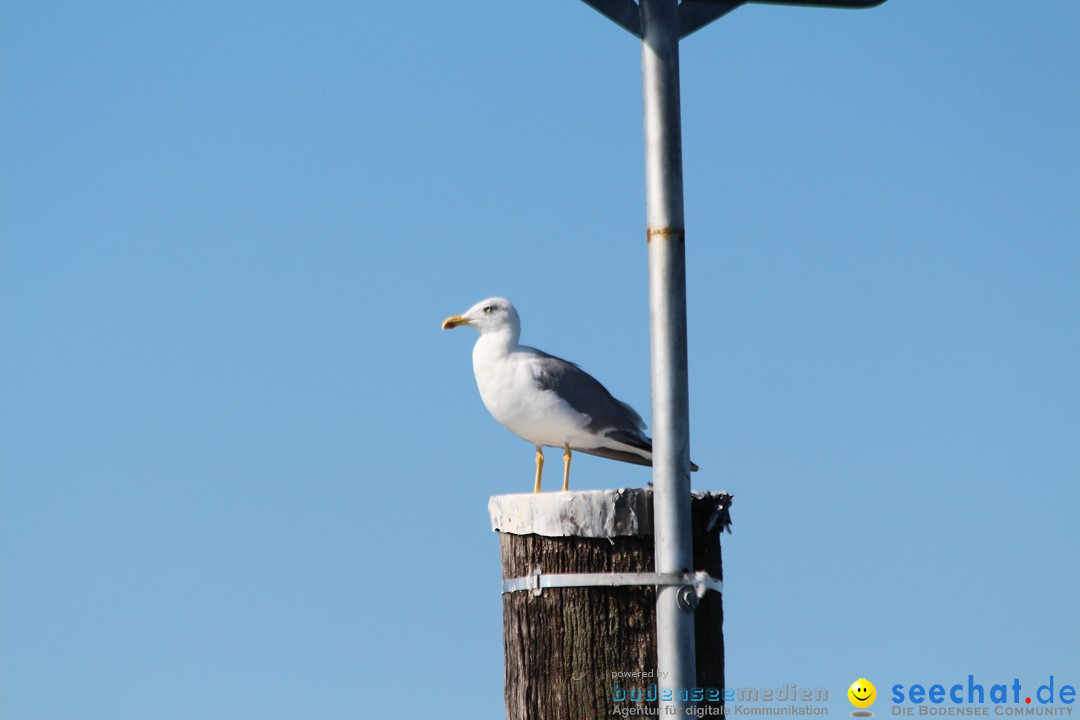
[[582, 0, 887, 39]]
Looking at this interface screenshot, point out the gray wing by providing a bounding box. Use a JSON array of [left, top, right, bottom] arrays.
[[527, 348, 651, 449], [527, 348, 700, 472]]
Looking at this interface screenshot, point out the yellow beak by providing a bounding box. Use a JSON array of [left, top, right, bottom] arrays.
[[441, 315, 471, 330]]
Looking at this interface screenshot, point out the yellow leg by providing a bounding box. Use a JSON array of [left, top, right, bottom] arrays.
[[534, 445, 544, 493], [562, 444, 572, 492]]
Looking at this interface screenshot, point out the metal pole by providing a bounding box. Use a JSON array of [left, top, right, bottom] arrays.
[[641, 0, 696, 714]]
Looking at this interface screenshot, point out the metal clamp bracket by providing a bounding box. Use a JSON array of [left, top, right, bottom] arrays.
[[502, 567, 722, 602]]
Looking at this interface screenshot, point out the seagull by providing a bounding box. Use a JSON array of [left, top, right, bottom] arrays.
[[441, 297, 697, 492]]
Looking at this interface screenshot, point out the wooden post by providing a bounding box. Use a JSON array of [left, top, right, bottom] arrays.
[[489, 488, 732, 720]]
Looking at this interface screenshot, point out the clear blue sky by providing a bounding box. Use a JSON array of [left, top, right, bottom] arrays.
[[2, 1, 1077, 718]]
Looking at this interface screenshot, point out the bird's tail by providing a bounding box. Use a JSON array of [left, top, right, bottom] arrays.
[[582, 430, 700, 471]]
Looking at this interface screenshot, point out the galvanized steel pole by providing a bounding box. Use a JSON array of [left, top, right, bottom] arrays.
[[641, 0, 696, 714]]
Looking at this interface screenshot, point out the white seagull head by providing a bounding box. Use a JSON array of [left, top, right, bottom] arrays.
[[441, 297, 521, 339]]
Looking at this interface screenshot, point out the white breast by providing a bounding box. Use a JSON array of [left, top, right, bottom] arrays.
[[472, 338, 591, 448]]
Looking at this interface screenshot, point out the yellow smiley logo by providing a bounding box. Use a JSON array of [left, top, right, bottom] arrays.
[[848, 678, 876, 708]]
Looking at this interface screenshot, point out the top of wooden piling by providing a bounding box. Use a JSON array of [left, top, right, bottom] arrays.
[[488, 487, 732, 538]]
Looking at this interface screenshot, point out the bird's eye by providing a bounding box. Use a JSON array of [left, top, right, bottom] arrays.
[[483, 306, 494, 314]]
